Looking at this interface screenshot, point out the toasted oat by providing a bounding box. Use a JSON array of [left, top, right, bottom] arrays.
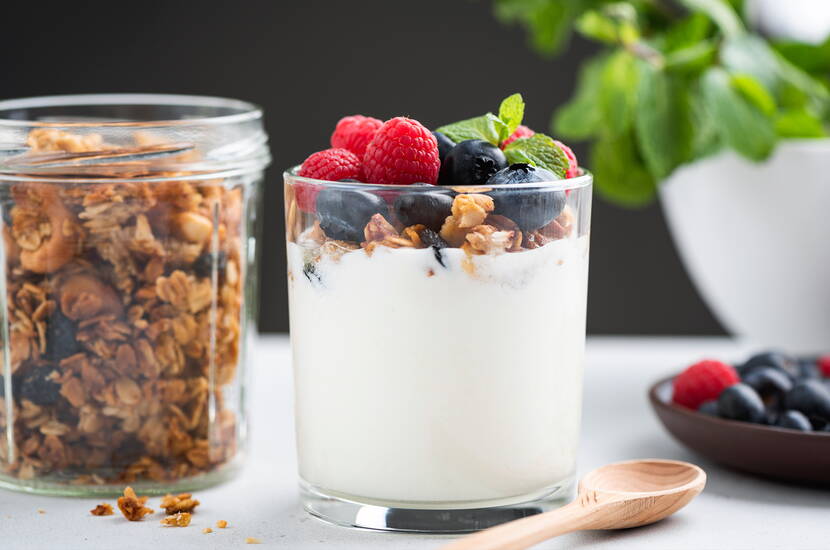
[[116, 486, 154, 521], [160, 512, 192, 527], [90, 503, 114, 516], [202, 527, 213, 534], [160, 492, 200, 515], [245, 538, 262, 544], [451, 194, 494, 228], [216, 519, 228, 528]]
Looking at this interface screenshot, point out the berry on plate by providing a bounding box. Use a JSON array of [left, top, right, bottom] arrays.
[[330, 115, 383, 158], [716, 383, 766, 423], [363, 117, 440, 185], [775, 410, 812, 431], [297, 148, 362, 212], [672, 359, 739, 409], [784, 380, 830, 425], [818, 355, 830, 377]]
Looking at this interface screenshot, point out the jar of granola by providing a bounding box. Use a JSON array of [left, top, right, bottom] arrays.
[[0, 95, 269, 495]]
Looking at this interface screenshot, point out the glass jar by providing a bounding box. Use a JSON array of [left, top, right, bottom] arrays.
[[284, 170, 592, 532], [0, 94, 270, 495]]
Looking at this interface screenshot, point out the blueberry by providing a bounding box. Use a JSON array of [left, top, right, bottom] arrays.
[[419, 228, 449, 267], [796, 358, 821, 380], [17, 366, 61, 406], [302, 262, 322, 286], [316, 188, 387, 242], [775, 410, 813, 431], [45, 309, 80, 361], [393, 191, 453, 231], [486, 164, 566, 231], [193, 250, 228, 279], [698, 399, 719, 417], [717, 383, 766, 423], [742, 367, 793, 407], [439, 139, 507, 187], [433, 131, 455, 164], [738, 350, 800, 380], [784, 380, 830, 424]]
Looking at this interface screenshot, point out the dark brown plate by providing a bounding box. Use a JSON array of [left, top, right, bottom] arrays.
[[649, 375, 830, 484]]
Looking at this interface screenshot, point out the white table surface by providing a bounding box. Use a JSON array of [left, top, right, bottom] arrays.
[[1, 335, 827, 549]]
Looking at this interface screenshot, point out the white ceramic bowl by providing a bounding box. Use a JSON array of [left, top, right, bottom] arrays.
[[660, 140, 830, 354]]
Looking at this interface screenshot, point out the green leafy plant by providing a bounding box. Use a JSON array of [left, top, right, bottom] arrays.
[[494, 0, 830, 206]]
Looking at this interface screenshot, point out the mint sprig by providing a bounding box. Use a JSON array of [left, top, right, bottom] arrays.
[[494, 0, 830, 207], [437, 93, 568, 178]]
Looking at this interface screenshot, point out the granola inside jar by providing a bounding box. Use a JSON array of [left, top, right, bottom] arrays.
[[0, 95, 269, 495]]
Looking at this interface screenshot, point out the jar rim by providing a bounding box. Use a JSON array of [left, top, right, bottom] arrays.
[[0, 94, 263, 128]]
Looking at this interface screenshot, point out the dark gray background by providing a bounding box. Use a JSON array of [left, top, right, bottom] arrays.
[[1, 0, 723, 335]]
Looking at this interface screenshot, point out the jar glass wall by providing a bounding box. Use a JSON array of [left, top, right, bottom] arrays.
[[0, 95, 269, 495], [285, 170, 592, 532]]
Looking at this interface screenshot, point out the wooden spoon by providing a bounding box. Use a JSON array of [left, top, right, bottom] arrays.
[[440, 459, 706, 550]]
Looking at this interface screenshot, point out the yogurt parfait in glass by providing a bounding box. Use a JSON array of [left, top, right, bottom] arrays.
[[284, 95, 592, 532]]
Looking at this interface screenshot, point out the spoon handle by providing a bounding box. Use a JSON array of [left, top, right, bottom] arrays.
[[439, 500, 597, 550]]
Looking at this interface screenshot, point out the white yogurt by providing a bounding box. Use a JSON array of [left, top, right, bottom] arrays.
[[287, 236, 589, 506]]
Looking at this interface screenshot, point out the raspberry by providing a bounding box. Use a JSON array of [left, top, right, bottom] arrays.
[[818, 355, 830, 377], [672, 359, 739, 410], [501, 125, 535, 148], [296, 148, 361, 212], [330, 115, 383, 158], [554, 140, 580, 178], [362, 117, 440, 185]]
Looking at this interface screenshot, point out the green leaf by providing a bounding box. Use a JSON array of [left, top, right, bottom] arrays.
[[660, 12, 712, 51], [498, 93, 525, 138], [730, 74, 776, 116], [689, 85, 722, 158], [575, 4, 639, 45], [678, 0, 744, 38], [494, 0, 597, 56], [774, 37, 830, 75], [503, 134, 569, 178], [553, 54, 607, 139], [634, 65, 693, 179], [701, 67, 776, 160], [590, 131, 657, 207], [598, 50, 640, 136], [774, 109, 827, 138], [436, 113, 507, 146], [664, 40, 717, 73]]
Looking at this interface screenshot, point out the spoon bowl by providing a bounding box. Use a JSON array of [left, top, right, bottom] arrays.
[[440, 459, 706, 550]]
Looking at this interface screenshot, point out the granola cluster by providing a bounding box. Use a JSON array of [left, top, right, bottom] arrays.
[[0, 129, 246, 486], [288, 190, 574, 270]]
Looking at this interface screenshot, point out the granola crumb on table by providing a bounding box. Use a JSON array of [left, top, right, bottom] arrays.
[[160, 492, 200, 515], [117, 486, 154, 521], [90, 503, 114, 516], [245, 537, 262, 544], [216, 519, 228, 528], [0, 128, 246, 488], [160, 512, 192, 527], [202, 527, 212, 534]]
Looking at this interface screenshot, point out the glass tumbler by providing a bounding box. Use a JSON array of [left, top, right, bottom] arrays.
[[285, 169, 592, 532], [0, 94, 270, 495]]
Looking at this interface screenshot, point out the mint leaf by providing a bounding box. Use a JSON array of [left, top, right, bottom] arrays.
[[678, 0, 744, 38], [591, 131, 657, 208], [701, 67, 776, 161], [498, 93, 525, 138], [503, 134, 568, 178], [635, 65, 693, 180], [775, 109, 827, 138], [689, 83, 722, 159], [576, 5, 639, 46], [436, 113, 507, 146], [553, 54, 607, 140], [599, 51, 640, 136], [664, 40, 717, 73], [730, 74, 776, 116]]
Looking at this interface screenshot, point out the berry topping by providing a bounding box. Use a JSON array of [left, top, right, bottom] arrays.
[[297, 148, 363, 212], [45, 309, 80, 361], [784, 380, 830, 425], [818, 355, 830, 377], [363, 117, 440, 185], [775, 410, 812, 431], [433, 131, 455, 164], [18, 366, 61, 406], [419, 228, 449, 267], [672, 359, 739, 409], [439, 139, 507, 187], [330, 115, 383, 158], [501, 125, 535, 148], [316, 187, 387, 242], [716, 383, 766, 423], [554, 140, 580, 178], [486, 164, 565, 231], [393, 191, 453, 231]]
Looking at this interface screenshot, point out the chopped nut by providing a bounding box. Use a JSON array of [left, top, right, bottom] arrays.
[[216, 519, 228, 528], [174, 211, 213, 243], [161, 512, 192, 527], [450, 194, 494, 228], [116, 486, 154, 521], [464, 225, 514, 255], [90, 503, 114, 516], [160, 492, 200, 514], [363, 213, 397, 242], [245, 538, 262, 544], [59, 273, 124, 321]]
